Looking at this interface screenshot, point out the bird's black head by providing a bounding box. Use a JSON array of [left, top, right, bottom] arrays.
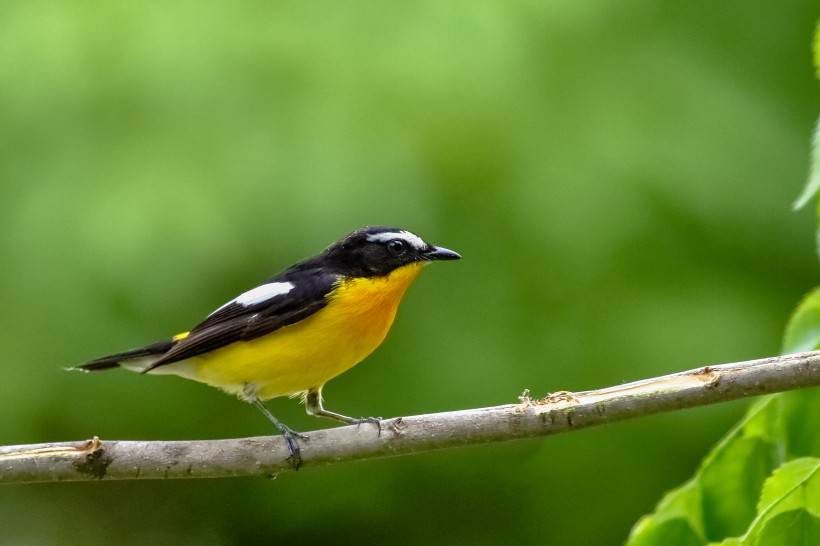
[[315, 226, 461, 277]]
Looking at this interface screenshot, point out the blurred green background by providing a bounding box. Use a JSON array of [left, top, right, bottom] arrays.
[[1, 1, 818, 544]]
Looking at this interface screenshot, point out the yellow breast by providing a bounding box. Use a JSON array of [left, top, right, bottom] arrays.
[[186, 262, 426, 400]]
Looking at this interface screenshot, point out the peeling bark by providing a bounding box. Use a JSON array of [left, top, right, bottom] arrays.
[[3, 351, 820, 484]]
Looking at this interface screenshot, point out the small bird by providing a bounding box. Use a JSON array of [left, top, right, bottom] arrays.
[[76, 226, 460, 465]]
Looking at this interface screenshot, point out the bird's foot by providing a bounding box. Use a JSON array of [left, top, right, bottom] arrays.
[[279, 425, 309, 470], [351, 416, 383, 436]]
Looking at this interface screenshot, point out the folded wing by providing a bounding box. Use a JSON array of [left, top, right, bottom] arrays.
[[144, 269, 339, 371]]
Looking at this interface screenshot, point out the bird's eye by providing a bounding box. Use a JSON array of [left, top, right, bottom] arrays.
[[387, 239, 408, 256]]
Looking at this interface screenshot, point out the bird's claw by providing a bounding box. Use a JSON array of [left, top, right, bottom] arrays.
[[353, 416, 383, 436], [280, 427, 308, 470]]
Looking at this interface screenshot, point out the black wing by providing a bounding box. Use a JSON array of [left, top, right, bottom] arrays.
[[145, 269, 339, 371]]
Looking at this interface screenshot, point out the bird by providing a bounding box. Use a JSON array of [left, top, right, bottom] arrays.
[[75, 226, 460, 466]]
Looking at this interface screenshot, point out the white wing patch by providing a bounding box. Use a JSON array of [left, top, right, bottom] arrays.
[[366, 230, 426, 249], [209, 282, 295, 316]]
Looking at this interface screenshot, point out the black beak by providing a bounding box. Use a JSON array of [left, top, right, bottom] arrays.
[[423, 246, 461, 261]]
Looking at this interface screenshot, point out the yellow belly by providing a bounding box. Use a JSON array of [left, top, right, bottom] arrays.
[[176, 262, 426, 400]]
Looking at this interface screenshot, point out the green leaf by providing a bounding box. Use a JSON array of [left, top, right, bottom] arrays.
[[627, 517, 703, 546], [697, 397, 784, 541], [627, 278, 820, 545], [751, 510, 820, 546], [707, 539, 743, 546], [780, 388, 820, 459], [707, 538, 743, 546], [794, 119, 820, 211], [796, 23, 820, 210], [782, 286, 820, 353], [793, 119, 820, 211], [701, 459, 820, 545], [755, 458, 820, 517], [627, 480, 705, 546], [815, 20, 820, 81], [628, 26, 820, 543], [626, 398, 783, 545], [725, 458, 819, 545], [792, 25, 820, 210], [700, 438, 779, 538]]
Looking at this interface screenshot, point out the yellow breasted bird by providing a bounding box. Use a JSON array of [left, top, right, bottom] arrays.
[[77, 226, 460, 465]]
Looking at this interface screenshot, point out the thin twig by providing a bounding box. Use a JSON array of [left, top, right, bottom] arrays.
[[3, 351, 820, 484]]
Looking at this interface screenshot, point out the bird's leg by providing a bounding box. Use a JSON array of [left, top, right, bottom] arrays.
[[305, 388, 382, 435], [250, 397, 307, 469]]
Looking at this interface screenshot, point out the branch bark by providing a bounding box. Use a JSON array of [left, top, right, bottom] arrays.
[[4, 351, 820, 484]]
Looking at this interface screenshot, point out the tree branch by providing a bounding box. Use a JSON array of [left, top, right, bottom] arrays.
[[3, 351, 820, 484]]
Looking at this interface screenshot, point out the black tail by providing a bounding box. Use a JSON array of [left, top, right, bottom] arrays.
[[76, 339, 176, 372]]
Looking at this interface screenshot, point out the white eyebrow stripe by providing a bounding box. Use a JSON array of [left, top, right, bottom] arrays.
[[209, 282, 295, 316], [366, 230, 426, 249]]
